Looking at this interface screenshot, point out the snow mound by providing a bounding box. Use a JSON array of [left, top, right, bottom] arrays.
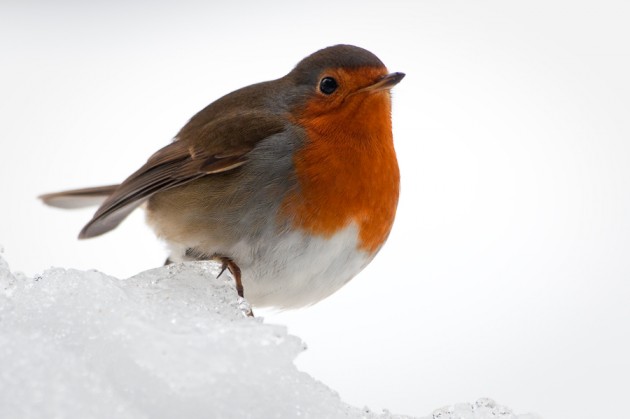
[[423, 398, 541, 419], [0, 254, 539, 418]]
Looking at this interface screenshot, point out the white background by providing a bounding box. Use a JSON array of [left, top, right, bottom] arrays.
[[1, 1, 629, 418]]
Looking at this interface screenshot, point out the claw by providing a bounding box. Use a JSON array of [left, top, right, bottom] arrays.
[[209, 254, 252, 317], [216, 263, 228, 279], [211, 254, 245, 299]]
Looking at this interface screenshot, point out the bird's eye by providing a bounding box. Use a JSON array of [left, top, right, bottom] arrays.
[[319, 77, 338, 95]]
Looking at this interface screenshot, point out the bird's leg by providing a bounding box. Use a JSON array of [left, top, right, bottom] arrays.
[[215, 256, 244, 298], [185, 248, 242, 295], [173, 249, 253, 317], [212, 254, 253, 317]]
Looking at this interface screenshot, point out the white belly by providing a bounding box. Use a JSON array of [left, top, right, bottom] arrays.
[[167, 223, 373, 309]]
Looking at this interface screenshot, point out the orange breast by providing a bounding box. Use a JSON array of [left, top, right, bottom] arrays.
[[283, 90, 400, 253]]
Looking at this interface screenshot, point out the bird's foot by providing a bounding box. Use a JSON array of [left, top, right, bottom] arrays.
[[213, 254, 254, 317]]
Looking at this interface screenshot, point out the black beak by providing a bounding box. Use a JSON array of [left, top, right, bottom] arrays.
[[364, 72, 406, 92]]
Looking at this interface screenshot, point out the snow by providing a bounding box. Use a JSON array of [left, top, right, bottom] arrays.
[[0, 252, 538, 419], [424, 399, 540, 419]]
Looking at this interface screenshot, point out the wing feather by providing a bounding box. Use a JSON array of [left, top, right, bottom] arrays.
[[78, 112, 286, 239]]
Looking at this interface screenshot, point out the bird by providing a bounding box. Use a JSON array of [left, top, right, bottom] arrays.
[[40, 44, 404, 310]]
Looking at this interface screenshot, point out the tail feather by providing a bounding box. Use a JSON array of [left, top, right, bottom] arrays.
[[39, 185, 120, 209]]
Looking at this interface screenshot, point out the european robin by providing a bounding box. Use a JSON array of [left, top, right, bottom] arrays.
[[41, 44, 404, 309]]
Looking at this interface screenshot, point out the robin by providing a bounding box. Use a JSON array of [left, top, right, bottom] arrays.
[[40, 44, 404, 310]]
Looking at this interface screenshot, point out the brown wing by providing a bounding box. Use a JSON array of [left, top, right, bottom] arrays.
[[78, 112, 286, 239]]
